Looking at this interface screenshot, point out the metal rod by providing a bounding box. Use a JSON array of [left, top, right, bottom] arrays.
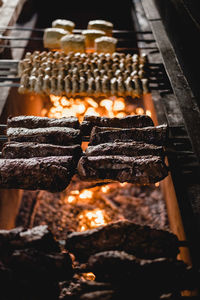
[[0, 59, 19, 68], [0, 77, 20, 82], [0, 35, 43, 41], [0, 26, 151, 34], [0, 83, 20, 87]]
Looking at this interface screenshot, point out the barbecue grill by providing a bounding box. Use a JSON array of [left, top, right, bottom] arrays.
[[0, 0, 200, 299]]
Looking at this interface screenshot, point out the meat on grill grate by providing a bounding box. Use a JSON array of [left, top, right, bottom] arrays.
[[65, 220, 179, 261], [77, 155, 168, 184], [85, 141, 164, 157], [0, 156, 75, 191], [7, 127, 81, 145], [7, 116, 80, 129], [2, 142, 82, 160], [81, 115, 154, 136], [89, 124, 168, 146]]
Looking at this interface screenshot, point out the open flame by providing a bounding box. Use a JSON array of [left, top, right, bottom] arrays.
[[46, 95, 149, 121]]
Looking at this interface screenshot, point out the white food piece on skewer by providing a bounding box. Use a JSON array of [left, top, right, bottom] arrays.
[[52, 19, 75, 33], [43, 28, 69, 49]]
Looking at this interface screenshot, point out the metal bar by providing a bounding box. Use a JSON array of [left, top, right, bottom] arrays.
[[0, 78, 19, 82], [0, 83, 19, 87], [0, 59, 19, 68], [0, 35, 43, 41], [0, 26, 151, 34]]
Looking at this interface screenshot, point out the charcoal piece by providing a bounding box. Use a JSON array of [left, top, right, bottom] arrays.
[[81, 115, 154, 136], [77, 155, 168, 184], [87, 251, 198, 294], [0, 156, 75, 192], [85, 141, 164, 157], [89, 125, 168, 146], [65, 220, 179, 261], [8, 248, 73, 281], [80, 290, 115, 300], [7, 127, 81, 146], [0, 225, 60, 255], [60, 279, 112, 300], [7, 116, 80, 129], [2, 142, 82, 160]]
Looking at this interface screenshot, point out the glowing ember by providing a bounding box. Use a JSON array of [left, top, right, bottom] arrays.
[[79, 190, 93, 199], [145, 110, 152, 117], [48, 94, 145, 121], [66, 195, 76, 204], [78, 208, 110, 231], [81, 272, 96, 281], [155, 182, 160, 187], [136, 107, 144, 115], [101, 185, 110, 193]]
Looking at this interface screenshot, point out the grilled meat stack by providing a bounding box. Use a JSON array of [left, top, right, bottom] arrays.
[[0, 115, 82, 191], [18, 51, 149, 97], [78, 115, 168, 184]]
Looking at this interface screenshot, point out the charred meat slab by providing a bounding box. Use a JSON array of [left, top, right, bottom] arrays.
[[7, 116, 80, 129], [7, 127, 81, 145], [85, 141, 164, 157], [77, 155, 168, 184], [81, 115, 154, 136], [2, 142, 82, 160], [0, 156, 75, 192], [89, 125, 168, 146], [65, 220, 179, 261]]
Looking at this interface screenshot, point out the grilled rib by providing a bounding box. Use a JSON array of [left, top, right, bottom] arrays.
[[7, 116, 80, 129], [65, 220, 179, 261], [7, 127, 81, 145], [85, 141, 164, 157], [81, 115, 154, 136], [2, 142, 82, 160], [89, 125, 168, 146], [0, 156, 75, 192], [77, 155, 168, 184]]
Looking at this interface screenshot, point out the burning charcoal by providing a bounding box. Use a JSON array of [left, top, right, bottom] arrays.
[[2, 142, 82, 160], [86, 251, 198, 295], [0, 225, 60, 255], [65, 220, 179, 261], [80, 115, 154, 136], [7, 127, 82, 146], [85, 141, 164, 157], [59, 279, 112, 300], [77, 155, 168, 184], [7, 248, 73, 281], [7, 116, 80, 129], [89, 125, 168, 146], [0, 156, 75, 192]]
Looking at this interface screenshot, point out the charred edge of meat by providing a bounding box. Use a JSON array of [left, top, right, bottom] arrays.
[[89, 125, 168, 146], [81, 115, 154, 136], [2, 142, 82, 160], [7, 116, 80, 129], [7, 127, 82, 146], [0, 156, 75, 192], [77, 155, 168, 184], [85, 141, 164, 157]]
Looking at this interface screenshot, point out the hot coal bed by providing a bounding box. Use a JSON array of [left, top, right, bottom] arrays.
[[0, 1, 200, 300]]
